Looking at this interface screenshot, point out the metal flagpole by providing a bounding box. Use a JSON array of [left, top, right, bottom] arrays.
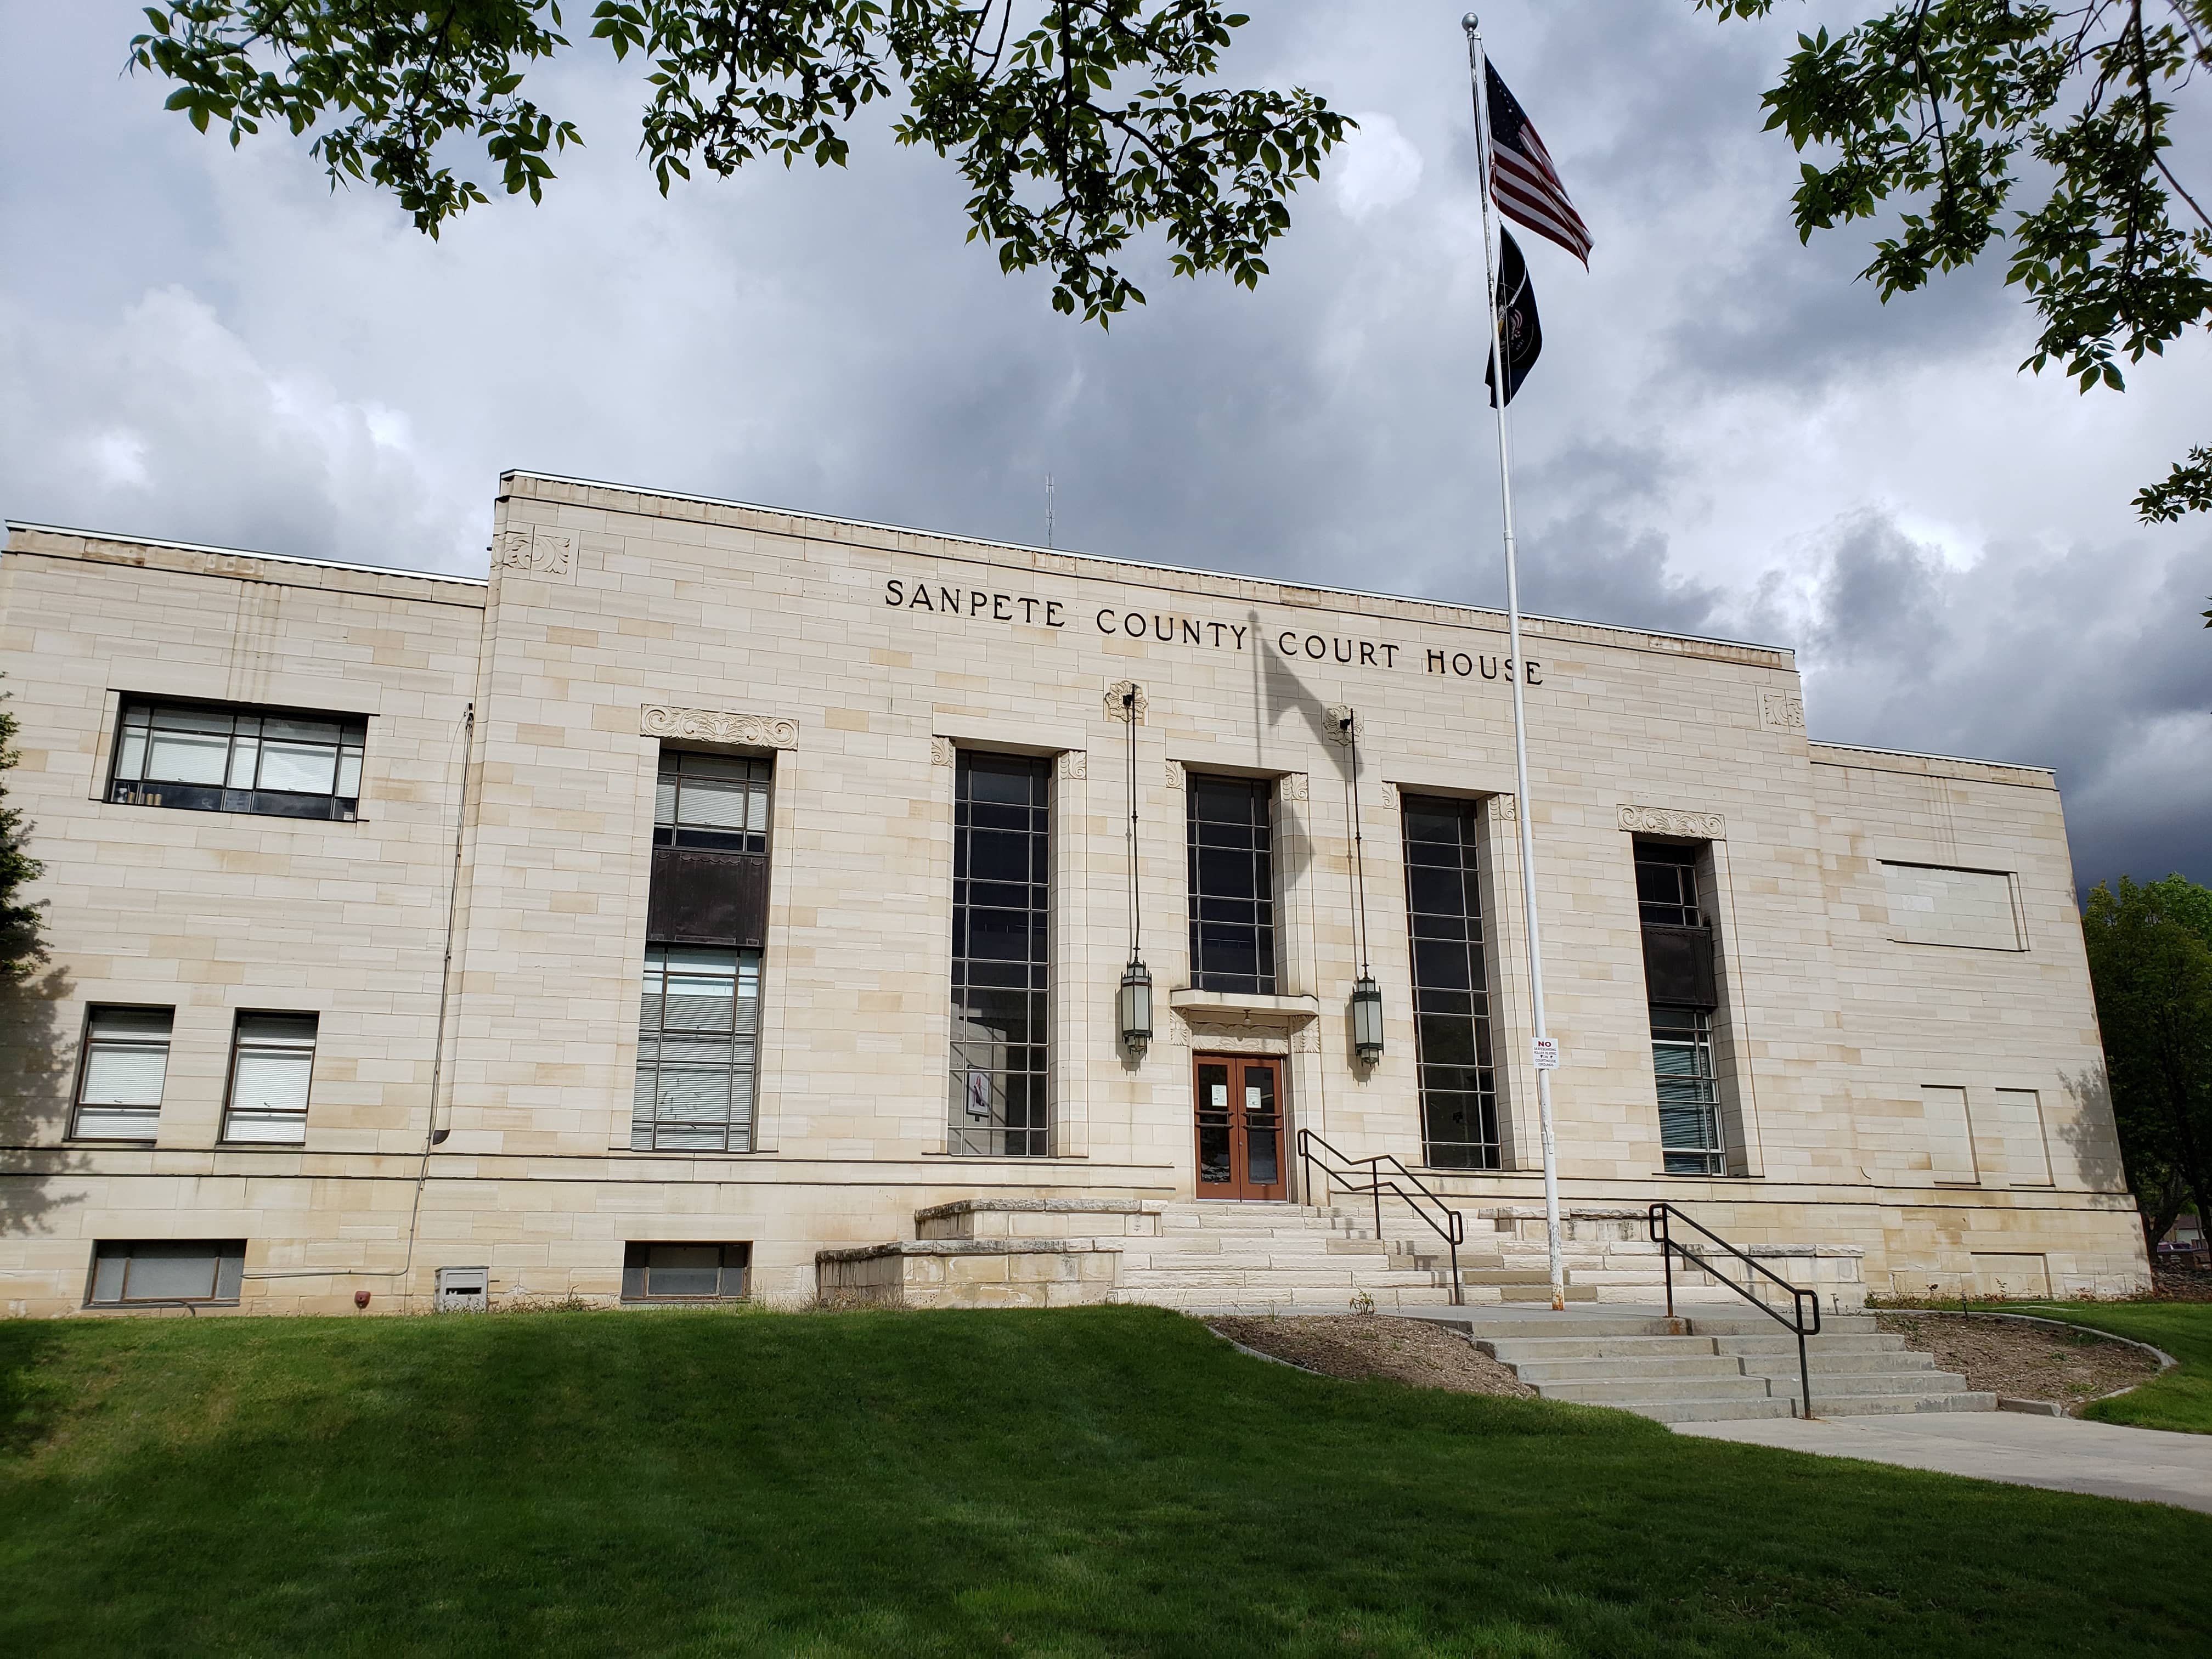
[[1464, 14, 1565, 1312]]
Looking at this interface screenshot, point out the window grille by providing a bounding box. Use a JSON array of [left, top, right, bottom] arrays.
[[633, 946, 759, 1152], [1187, 775, 1277, 995], [221, 1013, 319, 1144], [87, 1240, 245, 1306], [654, 751, 771, 854], [622, 1242, 751, 1300], [948, 752, 1050, 1157], [1635, 840, 1701, 926], [72, 1006, 173, 1141], [1651, 1005, 1725, 1175], [109, 701, 364, 821], [1401, 798, 1501, 1169], [1634, 839, 1727, 1175]]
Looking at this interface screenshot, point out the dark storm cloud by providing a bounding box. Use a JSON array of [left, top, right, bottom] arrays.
[[0, 1, 2204, 884]]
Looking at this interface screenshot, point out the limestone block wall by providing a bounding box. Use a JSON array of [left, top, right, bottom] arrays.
[[0, 478, 2149, 1317]]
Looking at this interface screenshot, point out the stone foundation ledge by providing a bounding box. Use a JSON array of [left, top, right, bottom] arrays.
[[913, 1198, 1160, 1240], [815, 1238, 1123, 1310]]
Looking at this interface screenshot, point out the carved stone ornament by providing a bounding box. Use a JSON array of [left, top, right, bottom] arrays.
[[494, 528, 574, 578], [1323, 705, 1356, 744], [1490, 794, 1517, 822], [1163, 758, 1184, 789], [1105, 681, 1148, 724], [1618, 804, 1725, 840], [1378, 780, 1400, 808], [1279, 772, 1309, 804], [1759, 689, 1808, 733], [1171, 1018, 1293, 1058], [931, 736, 956, 767], [640, 705, 799, 751], [1057, 749, 1087, 781]]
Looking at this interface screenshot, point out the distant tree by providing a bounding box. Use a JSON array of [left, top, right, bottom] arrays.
[[127, 2, 1346, 323], [2081, 874, 2212, 1256], [0, 684, 43, 981], [1701, 2, 2212, 531]]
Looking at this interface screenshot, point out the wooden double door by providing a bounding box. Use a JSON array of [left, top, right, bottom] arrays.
[[1193, 1054, 1288, 1201]]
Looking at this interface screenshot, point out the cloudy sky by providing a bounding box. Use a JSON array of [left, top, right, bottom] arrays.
[[2, 2, 2205, 890]]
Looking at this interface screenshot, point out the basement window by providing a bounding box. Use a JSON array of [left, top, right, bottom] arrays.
[[87, 1240, 245, 1306], [622, 1242, 751, 1301]]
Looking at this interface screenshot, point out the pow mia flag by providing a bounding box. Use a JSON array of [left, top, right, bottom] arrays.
[[1485, 228, 1542, 407]]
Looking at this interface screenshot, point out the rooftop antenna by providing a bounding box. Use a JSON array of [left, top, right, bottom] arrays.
[[1045, 473, 1056, 550]]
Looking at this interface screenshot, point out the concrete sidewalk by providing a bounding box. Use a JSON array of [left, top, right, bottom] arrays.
[[1678, 1411, 2212, 1514]]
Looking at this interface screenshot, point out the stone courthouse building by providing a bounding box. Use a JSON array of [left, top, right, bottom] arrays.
[[0, 472, 2149, 1316]]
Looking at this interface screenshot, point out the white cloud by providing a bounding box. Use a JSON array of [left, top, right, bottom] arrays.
[[0, 0, 2204, 886], [1330, 112, 1424, 222]]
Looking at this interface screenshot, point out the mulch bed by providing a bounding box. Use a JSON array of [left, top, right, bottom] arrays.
[[2150, 1265, 2212, 1302], [1875, 1312, 2160, 1410], [1207, 1314, 1537, 1398]]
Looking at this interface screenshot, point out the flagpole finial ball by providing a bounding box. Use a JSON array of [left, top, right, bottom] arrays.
[[1463, 13, 1480, 33]]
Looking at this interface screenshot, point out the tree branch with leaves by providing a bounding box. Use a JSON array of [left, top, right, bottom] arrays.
[[1702, 1, 2212, 528], [128, 2, 1346, 323]]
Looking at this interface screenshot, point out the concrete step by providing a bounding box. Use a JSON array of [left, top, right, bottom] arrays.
[[1475, 1335, 1717, 1362], [1732, 1348, 1937, 1376], [1745, 1367, 1972, 1397], [1115, 1274, 1442, 1300], [1110, 1287, 1458, 1312], [1500, 1284, 1599, 1302], [1689, 1313, 1882, 1337], [1538, 1375, 1777, 1406], [1509, 1355, 1748, 1384], [1713, 1332, 1907, 1357], [1615, 1395, 1797, 1424], [1411, 1311, 1684, 1340], [1816, 1391, 2000, 1417]]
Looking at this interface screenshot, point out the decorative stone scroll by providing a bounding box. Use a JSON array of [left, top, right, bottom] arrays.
[[1618, 804, 1725, 839], [1759, 690, 1807, 733], [1279, 772, 1309, 804], [640, 705, 798, 751], [1377, 781, 1400, 808], [1056, 749, 1087, 781], [931, 736, 956, 767], [1163, 759, 1184, 790], [1104, 681, 1148, 724], [1491, 793, 1517, 822], [1169, 1018, 1308, 1058], [493, 528, 574, 578]]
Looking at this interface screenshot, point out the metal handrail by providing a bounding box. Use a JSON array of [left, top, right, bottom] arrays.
[[1297, 1129, 1465, 1306], [1646, 1201, 1824, 1419]]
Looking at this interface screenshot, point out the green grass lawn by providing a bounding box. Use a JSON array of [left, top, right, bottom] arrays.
[[2, 1306, 2207, 1657], [2001, 1301, 2212, 1435]]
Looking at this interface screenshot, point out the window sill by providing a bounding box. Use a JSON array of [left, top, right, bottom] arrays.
[[1167, 989, 1319, 1028]]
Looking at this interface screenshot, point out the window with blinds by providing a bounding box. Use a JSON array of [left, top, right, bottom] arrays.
[[87, 1240, 246, 1306], [109, 700, 365, 822], [654, 751, 772, 854], [221, 1012, 319, 1144], [633, 946, 760, 1152], [72, 1006, 174, 1141], [621, 1242, 751, 1300]]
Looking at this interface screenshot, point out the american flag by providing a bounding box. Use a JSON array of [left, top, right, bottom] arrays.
[[1484, 61, 1592, 266]]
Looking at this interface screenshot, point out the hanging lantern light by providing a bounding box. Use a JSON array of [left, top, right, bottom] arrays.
[[1118, 684, 1151, 1056], [1351, 973, 1384, 1063], [1120, 957, 1154, 1053]]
